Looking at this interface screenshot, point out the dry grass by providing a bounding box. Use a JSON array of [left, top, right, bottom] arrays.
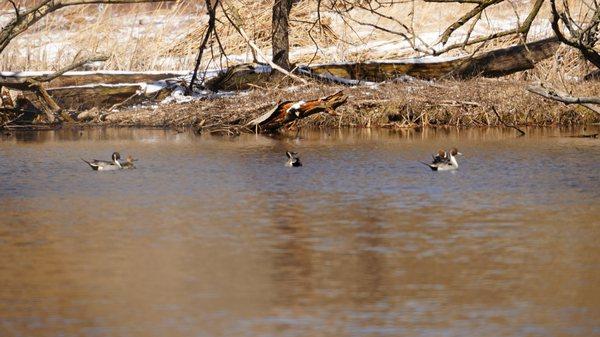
[[0, 1, 202, 71], [97, 79, 600, 131], [0, 0, 575, 71]]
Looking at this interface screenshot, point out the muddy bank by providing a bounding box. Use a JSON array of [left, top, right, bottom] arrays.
[[59, 79, 600, 132]]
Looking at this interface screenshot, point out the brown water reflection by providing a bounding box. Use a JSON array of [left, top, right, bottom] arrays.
[[0, 127, 599, 337]]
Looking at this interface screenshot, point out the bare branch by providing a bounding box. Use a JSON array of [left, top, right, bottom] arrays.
[[462, 11, 482, 47], [437, 0, 503, 45], [527, 83, 600, 105], [7, 0, 19, 17], [550, 0, 600, 69], [491, 105, 526, 135], [432, 0, 543, 55]]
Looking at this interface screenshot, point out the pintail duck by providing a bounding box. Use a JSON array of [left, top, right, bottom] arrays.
[[285, 151, 302, 167], [81, 152, 123, 171], [431, 149, 448, 164], [422, 148, 462, 171]]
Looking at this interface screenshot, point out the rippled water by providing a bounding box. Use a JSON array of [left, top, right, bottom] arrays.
[[1, 127, 599, 337]]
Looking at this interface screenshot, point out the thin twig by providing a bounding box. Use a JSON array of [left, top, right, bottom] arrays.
[[491, 105, 525, 135], [109, 92, 140, 111]]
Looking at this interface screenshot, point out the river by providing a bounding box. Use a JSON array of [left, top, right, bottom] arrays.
[[1, 127, 599, 337]]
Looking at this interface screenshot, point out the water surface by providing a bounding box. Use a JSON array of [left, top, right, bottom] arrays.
[[1, 127, 599, 337]]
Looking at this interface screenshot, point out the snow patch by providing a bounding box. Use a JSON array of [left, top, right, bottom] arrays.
[[160, 86, 193, 104]]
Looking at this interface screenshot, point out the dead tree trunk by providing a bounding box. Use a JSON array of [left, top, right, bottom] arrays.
[[271, 0, 293, 70], [189, 0, 219, 93]]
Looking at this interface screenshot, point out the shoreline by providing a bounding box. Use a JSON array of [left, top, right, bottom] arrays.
[[3, 79, 600, 133], [90, 79, 600, 132]]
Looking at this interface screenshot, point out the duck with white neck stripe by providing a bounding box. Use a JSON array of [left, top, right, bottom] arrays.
[[422, 148, 463, 171], [81, 152, 123, 171]]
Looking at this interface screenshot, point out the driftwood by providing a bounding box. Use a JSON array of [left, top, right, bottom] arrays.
[[527, 83, 600, 116], [247, 90, 347, 131], [1, 79, 61, 122], [308, 37, 559, 81]]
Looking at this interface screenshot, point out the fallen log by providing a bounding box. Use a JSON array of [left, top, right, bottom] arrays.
[[0, 58, 186, 123], [204, 64, 271, 91], [308, 37, 560, 81], [1, 70, 191, 113], [47, 83, 145, 110], [247, 91, 348, 131], [0, 70, 189, 87]]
